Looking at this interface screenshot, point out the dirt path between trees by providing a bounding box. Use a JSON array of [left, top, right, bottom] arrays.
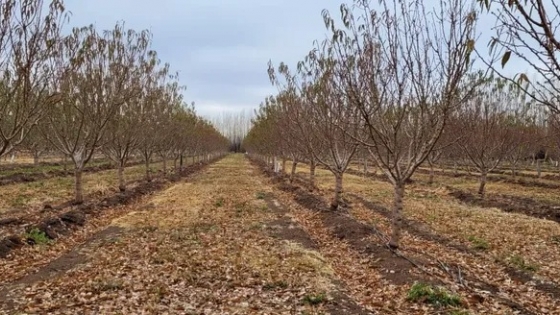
[[0, 154, 372, 315]]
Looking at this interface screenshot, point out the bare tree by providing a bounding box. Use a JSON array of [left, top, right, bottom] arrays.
[[43, 23, 151, 203], [454, 76, 526, 196], [322, 0, 480, 248], [101, 45, 159, 191], [0, 0, 67, 158]]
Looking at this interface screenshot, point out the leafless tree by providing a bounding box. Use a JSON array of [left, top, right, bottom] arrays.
[[454, 76, 526, 196], [43, 23, 151, 203], [322, 0, 480, 248], [270, 55, 362, 209], [0, 0, 67, 159]]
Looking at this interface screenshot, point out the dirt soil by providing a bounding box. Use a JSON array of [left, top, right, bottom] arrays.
[[251, 158, 554, 315], [255, 159, 422, 287], [0, 154, 378, 314], [448, 187, 560, 224], [263, 194, 373, 315]]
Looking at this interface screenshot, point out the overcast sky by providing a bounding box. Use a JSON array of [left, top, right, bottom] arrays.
[[65, 0, 532, 119], [64, 0, 346, 118]]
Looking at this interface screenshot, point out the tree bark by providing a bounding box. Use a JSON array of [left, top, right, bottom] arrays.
[[363, 157, 368, 176], [389, 183, 405, 249], [33, 152, 39, 165], [74, 168, 84, 204], [478, 171, 487, 197], [511, 163, 517, 179], [118, 162, 125, 192], [309, 159, 316, 191], [331, 172, 343, 210], [537, 159, 542, 178], [162, 158, 167, 174], [290, 160, 298, 182], [63, 155, 68, 171], [453, 162, 458, 176], [282, 158, 287, 173], [145, 158, 151, 182], [428, 164, 435, 185]]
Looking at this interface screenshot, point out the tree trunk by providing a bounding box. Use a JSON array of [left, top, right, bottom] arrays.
[[63, 155, 68, 171], [331, 172, 343, 210], [363, 157, 368, 176], [282, 158, 287, 173], [478, 171, 487, 197], [118, 162, 125, 192], [180, 154, 183, 170], [173, 158, 177, 171], [290, 160, 298, 182], [537, 159, 542, 178], [145, 158, 152, 182], [309, 159, 316, 191], [453, 162, 458, 176], [511, 163, 517, 179], [389, 183, 405, 249], [74, 168, 84, 204], [428, 164, 434, 185], [192, 155, 195, 165], [162, 158, 167, 174], [33, 152, 39, 165]]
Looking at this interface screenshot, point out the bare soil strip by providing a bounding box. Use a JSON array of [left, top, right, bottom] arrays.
[[1, 154, 371, 315], [0, 160, 215, 260], [250, 157, 559, 314]]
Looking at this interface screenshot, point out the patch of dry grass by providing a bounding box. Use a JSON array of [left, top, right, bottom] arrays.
[[6, 155, 337, 314], [287, 160, 560, 282], [0, 162, 165, 212]]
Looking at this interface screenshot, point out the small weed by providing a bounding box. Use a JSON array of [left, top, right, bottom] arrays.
[[255, 191, 266, 199], [303, 293, 327, 306], [551, 235, 560, 245], [263, 280, 288, 290], [449, 310, 470, 315], [467, 235, 489, 251], [508, 254, 538, 272], [214, 197, 224, 207], [407, 282, 462, 308], [25, 228, 51, 245], [234, 201, 249, 216]]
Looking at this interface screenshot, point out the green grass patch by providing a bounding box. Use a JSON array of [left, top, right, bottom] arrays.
[[302, 293, 327, 306], [508, 254, 538, 272], [407, 282, 462, 308], [214, 197, 224, 207], [25, 228, 51, 245], [467, 235, 489, 251]]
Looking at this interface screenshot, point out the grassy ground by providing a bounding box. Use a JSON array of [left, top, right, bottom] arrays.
[[289, 162, 560, 281], [0, 162, 166, 212], [1, 155, 341, 314], [2, 155, 559, 314]]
